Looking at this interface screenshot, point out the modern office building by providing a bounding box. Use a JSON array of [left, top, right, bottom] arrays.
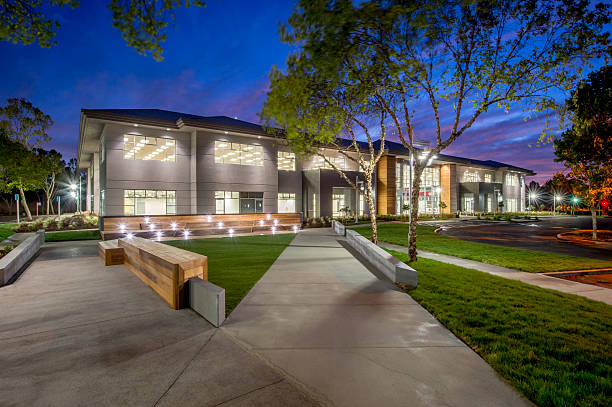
[[77, 109, 534, 218]]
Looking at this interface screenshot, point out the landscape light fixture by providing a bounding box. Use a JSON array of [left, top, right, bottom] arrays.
[[266, 214, 271, 220], [271, 226, 276, 234], [149, 223, 156, 231], [217, 222, 223, 229], [144, 217, 150, 224], [292, 225, 298, 232], [119, 223, 126, 232], [273, 219, 278, 226], [126, 233, 134, 239], [259, 220, 264, 226], [229, 228, 234, 236], [183, 230, 190, 239], [171, 222, 177, 231], [207, 215, 212, 222]]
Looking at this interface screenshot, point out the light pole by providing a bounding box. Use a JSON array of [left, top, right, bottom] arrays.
[[528, 192, 537, 211], [70, 184, 77, 214], [572, 196, 578, 216]]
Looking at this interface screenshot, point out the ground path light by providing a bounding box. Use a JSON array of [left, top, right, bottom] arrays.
[[271, 226, 276, 234], [119, 223, 126, 232], [183, 230, 190, 239], [259, 220, 264, 226], [144, 217, 150, 224], [293, 225, 298, 232], [156, 231, 162, 241], [126, 233, 134, 239], [171, 222, 177, 231], [217, 222, 223, 229], [229, 228, 234, 237]]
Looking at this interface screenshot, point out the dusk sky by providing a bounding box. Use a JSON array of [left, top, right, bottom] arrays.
[[0, 0, 583, 183]]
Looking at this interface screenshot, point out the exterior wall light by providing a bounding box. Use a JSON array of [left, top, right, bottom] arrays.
[[217, 222, 223, 229], [207, 215, 212, 222], [271, 226, 276, 234], [144, 217, 150, 224], [119, 223, 126, 232], [171, 222, 177, 231], [156, 231, 162, 241], [273, 219, 278, 226], [293, 225, 298, 232], [266, 214, 271, 220], [149, 223, 156, 230], [126, 233, 134, 239], [229, 228, 234, 236], [183, 230, 190, 239], [259, 220, 264, 226]]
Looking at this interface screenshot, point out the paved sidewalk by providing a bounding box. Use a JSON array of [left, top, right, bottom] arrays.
[[0, 241, 316, 406], [381, 242, 612, 305], [222, 228, 532, 407]]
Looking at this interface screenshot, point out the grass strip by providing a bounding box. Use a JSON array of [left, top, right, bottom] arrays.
[[355, 223, 612, 273], [165, 233, 295, 315], [390, 250, 612, 407]]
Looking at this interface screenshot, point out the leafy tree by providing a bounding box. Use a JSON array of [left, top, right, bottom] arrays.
[[554, 65, 612, 239], [0, 0, 206, 61], [265, 0, 610, 261], [0, 97, 53, 218], [36, 148, 64, 215], [0, 97, 53, 149], [0, 129, 46, 220]]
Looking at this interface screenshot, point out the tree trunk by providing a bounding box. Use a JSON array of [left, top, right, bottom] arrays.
[[365, 175, 378, 244], [19, 187, 32, 220], [408, 173, 422, 262], [591, 207, 597, 240]]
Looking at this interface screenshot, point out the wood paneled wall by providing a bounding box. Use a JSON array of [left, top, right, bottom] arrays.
[[376, 156, 396, 215]]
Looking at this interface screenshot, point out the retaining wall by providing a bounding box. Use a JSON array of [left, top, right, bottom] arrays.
[[0, 230, 45, 286]]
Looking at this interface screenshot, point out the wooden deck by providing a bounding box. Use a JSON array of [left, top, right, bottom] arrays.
[[100, 213, 301, 241]]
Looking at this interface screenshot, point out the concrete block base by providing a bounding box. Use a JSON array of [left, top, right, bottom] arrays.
[[187, 277, 225, 327]]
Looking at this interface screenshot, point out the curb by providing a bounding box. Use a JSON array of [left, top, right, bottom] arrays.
[[556, 231, 612, 247]]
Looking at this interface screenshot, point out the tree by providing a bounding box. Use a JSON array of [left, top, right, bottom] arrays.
[[0, 130, 46, 220], [0, 0, 206, 61], [554, 65, 612, 239], [36, 148, 64, 215], [0, 98, 53, 219], [0, 97, 52, 149], [265, 0, 610, 261], [261, 2, 398, 243]]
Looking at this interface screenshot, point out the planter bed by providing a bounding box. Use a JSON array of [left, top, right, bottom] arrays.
[[0, 230, 45, 286]]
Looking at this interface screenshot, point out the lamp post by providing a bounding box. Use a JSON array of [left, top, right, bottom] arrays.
[[572, 196, 578, 216], [528, 192, 537, 211], [70, 183, 78, 214]]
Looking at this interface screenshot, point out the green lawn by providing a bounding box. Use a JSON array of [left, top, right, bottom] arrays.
[[355, 224, 612, 273], [165, 233, 295, 315], [45, 229, 101, 242], [0, 223, 17, 242], [390, 250, 612, 407]]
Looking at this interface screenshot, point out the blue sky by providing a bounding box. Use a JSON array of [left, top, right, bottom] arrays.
[[0, 0, 576, 183]]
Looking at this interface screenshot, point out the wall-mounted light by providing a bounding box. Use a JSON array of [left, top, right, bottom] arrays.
[[207, 215, 212, 222], [144, 217, 150, 224], [259, 220, 264, 226], [126, 233, 134, 239], [217, 222, 223, 229], [119, 223, 126, 232], [183, 230, 190, 239], [271, 226, 276, 234], [229, 228, 234, 236], [292, 225, 298, 232], [156, 231, 162, 241], [266, 214, 271, 220], [171, 222, 177, 231]]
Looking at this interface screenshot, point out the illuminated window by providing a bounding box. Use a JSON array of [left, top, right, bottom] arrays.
[[462, 171, 480, 182], [278, 192, 296, 213], [505, 173, 518, 186], [332, 191, 346, 217], [123, 134, 175, 162], [215, 191, 263, 214], [484, 173, 492, 183], [278, 151, 295, 171], [506, 198, 518, 212], [312, 155, 346, 170], [124, 190, 176, 215], [215, 141, 263, 166]]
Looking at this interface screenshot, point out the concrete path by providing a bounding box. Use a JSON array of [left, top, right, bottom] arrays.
[[222, 228, 532, 407], [381, 242, 612, 306], [0, 240, 316, 406]]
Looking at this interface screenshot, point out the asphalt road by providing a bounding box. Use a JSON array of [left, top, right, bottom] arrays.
[[437, 216, 612, 261]]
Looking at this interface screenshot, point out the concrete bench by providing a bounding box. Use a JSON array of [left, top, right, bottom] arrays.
[[1, 230, 45, 286], [344, 229, 417, 287], [98, 240, 124, 266], [187, 278, 225, 327], [117, 236, 208, 310]]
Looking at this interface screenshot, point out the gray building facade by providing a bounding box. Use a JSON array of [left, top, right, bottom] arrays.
[[77, 109, 534, 218]]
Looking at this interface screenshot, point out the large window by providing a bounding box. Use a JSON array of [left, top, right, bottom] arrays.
[[215, 141, 263, 166], [312, 155, 347, 170], [278, 151, 296, 171], [462, 193, 475, 212], [505, 173, 518, 186], [124, 134, 175, 162], [278, 193, 296, 213], [332, 191, 346, 217], [462, 171, 480, 183], [484, 173, 492, 183], [506, 198, 518, 212], [215, 191, 263, 214], [124, 190, 176, 215]]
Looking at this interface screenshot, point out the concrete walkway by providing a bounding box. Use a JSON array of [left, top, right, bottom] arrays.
[[0, 240, 316, 406], [222, 228, 532, 407], [381, 242, 612, 306]]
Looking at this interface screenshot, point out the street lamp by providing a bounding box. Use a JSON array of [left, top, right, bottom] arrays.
[[528, 192, 538, 210], [571, 196, 579, 216]]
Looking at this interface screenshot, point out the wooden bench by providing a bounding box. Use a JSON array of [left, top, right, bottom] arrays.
[[98, 240, 125, 266], [99, 236, 207, 309]]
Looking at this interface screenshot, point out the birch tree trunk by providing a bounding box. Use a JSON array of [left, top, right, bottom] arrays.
[[364, 174, 378, 244], [591, 207, 598, 240], [19, 187, 32, 220]]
